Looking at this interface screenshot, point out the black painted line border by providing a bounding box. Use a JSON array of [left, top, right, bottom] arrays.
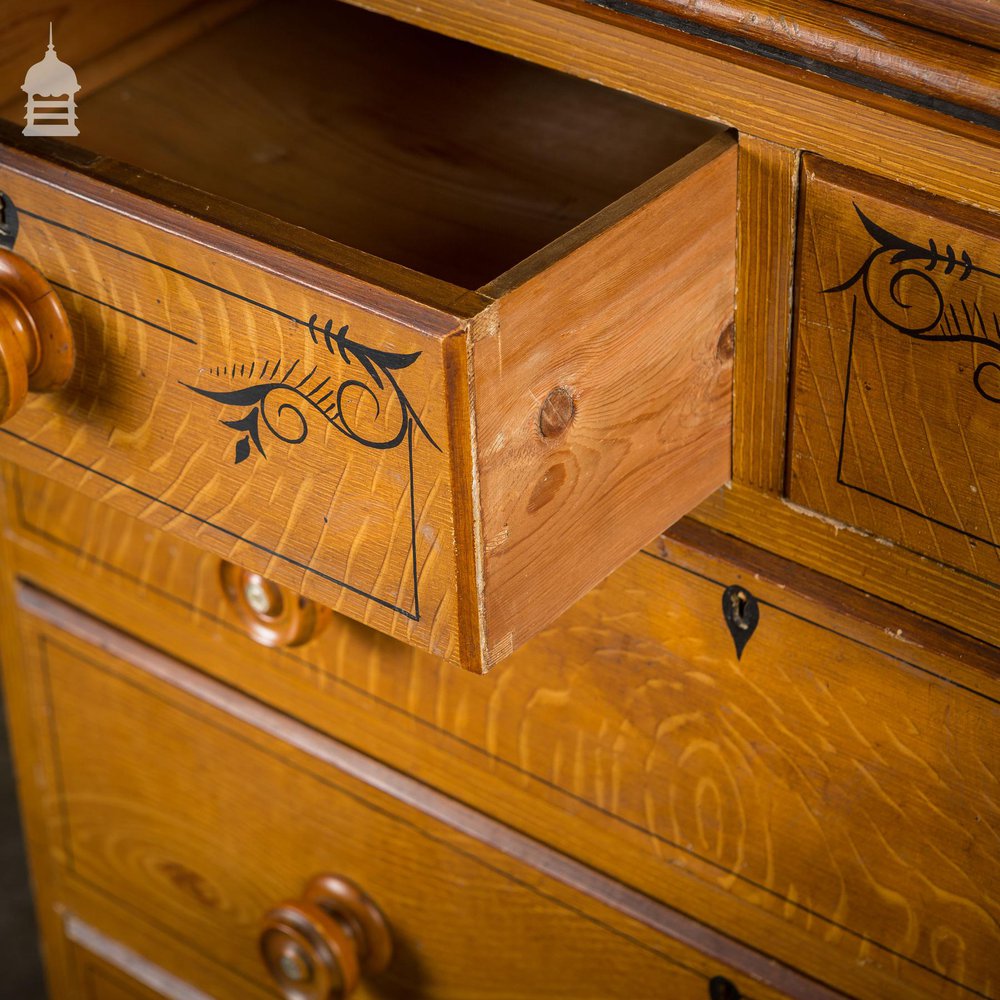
[[39, 633, 724, 994], [16, 206, 424, 621], [49, 279, 197, 345], [4, 427, 419, 620], [836, 296, 1000, 553], [585, 0, 1000, 131], [19, 207, 307, 330], [13, 478, 993, 997]]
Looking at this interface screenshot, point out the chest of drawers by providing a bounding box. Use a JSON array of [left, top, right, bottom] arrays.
[[0, 1, 996, 999]]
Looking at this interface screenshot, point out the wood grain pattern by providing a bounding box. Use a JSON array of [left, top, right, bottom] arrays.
[[694, 481, 1000, 651], [345, 0, 1000, 213], [0, 0, 255, 125], [733, 136, 798, 490], [788, 157, 1000, 588], [68, 924, 214, 1000], [473, 136, 735, 665], [8, 466, 999, 1000], [0, 29, 735, 670], [623, 0, 1000, 118], [830, 0, 1000, 50], [0, 149, 465, 661], [0, 0, 196, 109], [75, 0, 720, 292], [18, 604, 801, 1000]]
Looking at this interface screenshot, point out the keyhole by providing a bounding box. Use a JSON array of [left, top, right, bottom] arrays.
[[721, 584, 760, 660], [730, 589, 750, 629], [709, 976, 741, 1000], [0, 192, 19, 250]]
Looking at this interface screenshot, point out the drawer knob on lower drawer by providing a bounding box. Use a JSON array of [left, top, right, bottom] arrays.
[[260, 874, 392, 999], [0, 249, 75, 423], [220, 561, 332, 648]]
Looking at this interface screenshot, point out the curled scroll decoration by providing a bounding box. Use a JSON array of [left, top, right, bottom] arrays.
[[826, 203, 1000, 404], [183, 316, 439, 465]]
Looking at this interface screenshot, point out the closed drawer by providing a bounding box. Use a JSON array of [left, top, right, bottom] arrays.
[[14, 590, 802, 1000], [789, 156, 1000, 600], [0, 0, 735, 671], [65, 920, 195, 1000], [8, 464, 999, 1000]]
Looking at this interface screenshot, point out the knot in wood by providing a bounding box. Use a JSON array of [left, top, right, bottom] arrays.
[[538, 387, 575, 438]]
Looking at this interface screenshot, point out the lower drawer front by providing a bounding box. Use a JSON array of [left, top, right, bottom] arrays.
[[19, 601, 789, 1000], [8, 465, 998, 1000], [66, 923, 182, 1000]]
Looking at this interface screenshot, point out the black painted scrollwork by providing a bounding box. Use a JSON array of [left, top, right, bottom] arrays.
[[827, 204, 1000, 404], [183, 317, 439, 465]]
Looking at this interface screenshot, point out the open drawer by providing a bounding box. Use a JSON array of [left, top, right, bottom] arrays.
[[0, 0, 736, 670]]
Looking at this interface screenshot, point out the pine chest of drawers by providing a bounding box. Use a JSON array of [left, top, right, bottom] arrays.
[[0, 1, 997, 999]]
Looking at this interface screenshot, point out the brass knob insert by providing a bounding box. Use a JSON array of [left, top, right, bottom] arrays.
[[220, 561, 331, 648], [0, 249, 75, 423], [260, 875, 392, 1000]]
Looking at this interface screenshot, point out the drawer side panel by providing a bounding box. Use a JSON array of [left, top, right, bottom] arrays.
[[474, 138, 736, 665]]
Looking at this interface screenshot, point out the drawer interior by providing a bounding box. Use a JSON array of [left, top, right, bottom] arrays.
[[64, 0, 722, 290]]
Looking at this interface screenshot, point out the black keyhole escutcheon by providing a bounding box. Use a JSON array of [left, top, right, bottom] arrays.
[[708, 976, 741, 1000], [722, 584, 759, 661], [0, 192, 19, 251]]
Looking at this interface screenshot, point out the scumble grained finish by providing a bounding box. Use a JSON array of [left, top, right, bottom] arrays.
[[694, 481, 1000, 650], [789, 157, 1000, 590], [15, 599, 800, 1000], [0, 2, 996, 999], [0, 151, 464, 661], [7, 466, 999, 1000], [66, 924, 218, 1000], [0, 2, 736, 669]]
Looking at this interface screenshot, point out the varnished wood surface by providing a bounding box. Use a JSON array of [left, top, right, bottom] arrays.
[[788, 157, 1000, 589], [613, 0, 1000, 119], [67, 920, 216, 1000], [0, 80, 734, 669], [15, 594, 805, 1000], [732, 136, 797, 491], [73, 0, 718, 291], [830, 0, 1000, 50], [694, 481, 1000, 651], [346, 0, 1000, 215], [0, 152, 466, 661], [473, 136, 735, 665], [0, 0, 193, 109], [7, 466, 999, 1000]]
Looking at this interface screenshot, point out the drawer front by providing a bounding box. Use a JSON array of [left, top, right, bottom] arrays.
[[0, 123, 734, 670], [0, 151, 466, 661], [16, 594, 796, 1000], [9, 465, 999, 1000], [65, 914, 232, 1000], [789, 156, 1000, 588]]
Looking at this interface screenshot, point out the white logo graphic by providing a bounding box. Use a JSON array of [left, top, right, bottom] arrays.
[[22, 24, 80, 137]]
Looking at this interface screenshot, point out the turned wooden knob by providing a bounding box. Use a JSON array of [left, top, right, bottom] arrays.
[[260, 875, 392, 1000], [220, 561, 331, 648], [0, 249, 74, 423]]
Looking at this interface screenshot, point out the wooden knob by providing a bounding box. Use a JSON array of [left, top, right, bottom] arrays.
[[0, 249, 75, 423], [220, 561, 331, 648], [260, 875, 392, 1000]]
